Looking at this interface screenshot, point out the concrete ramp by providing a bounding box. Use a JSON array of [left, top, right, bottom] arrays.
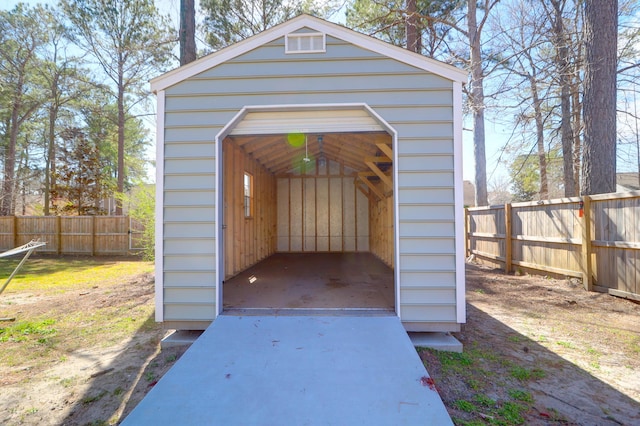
[[123, 315, 452, 425]]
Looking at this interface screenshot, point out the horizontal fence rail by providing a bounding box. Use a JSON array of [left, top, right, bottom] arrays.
[[0, 216, 143, 256], [466, 191, 640, 301]]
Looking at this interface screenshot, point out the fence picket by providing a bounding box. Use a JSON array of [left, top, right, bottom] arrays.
[[0, 216, 140, 256], [467, 191, 640, 300]]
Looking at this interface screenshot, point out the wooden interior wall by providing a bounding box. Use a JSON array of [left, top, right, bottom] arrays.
[[223, 139, 277, 279], [276, 160, 369, 252], [370, 193, 394, 267]]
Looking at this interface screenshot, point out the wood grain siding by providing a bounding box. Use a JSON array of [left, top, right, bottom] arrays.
[[276, 162, 369, 253], [370, 195, 394, 267], [223, 139, 277, 279], [161, 33, 458, 328]]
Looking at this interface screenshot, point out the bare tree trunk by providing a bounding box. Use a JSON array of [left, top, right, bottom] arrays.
[[582, 0, 617, 195], [468, 0, 488, 206], [530, 76, 548, 199], [18, 146, 28, 216], [571, 79, 582, 194], [560, 82, 575, 196], [549, 0, 577, 197], [635, 90, 640, 188], [180, 0, 196, 65], [44, 101, 57, 216], [406, 0, 419, 53], [2, 80, 23, 216], [116, 65, 125, 215]]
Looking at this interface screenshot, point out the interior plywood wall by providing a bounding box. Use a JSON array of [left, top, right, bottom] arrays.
[[370, 194, 394, 267], [223, 139, 277, 279], [277, 160, 369, 252]]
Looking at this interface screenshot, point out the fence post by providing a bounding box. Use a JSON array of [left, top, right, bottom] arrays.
[[504, 203, 512, 274], [126, 215, 131, 254], [91, 216, 96, 256], [56, 216, 62, 255], [464, 208, 469, 258], [13, 216, 18, 248], [581, 196, 593, 291]]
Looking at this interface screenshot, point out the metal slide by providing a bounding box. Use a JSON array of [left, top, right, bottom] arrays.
[[1, 240, 47, 321]]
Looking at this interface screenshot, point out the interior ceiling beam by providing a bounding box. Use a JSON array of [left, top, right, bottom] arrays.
[[271, 152, 363, 176], [364, 160, 393, 190], [230, 135, 264, 147], [357, 174, 383, 199], [343, 132, 390, 145], [227, 131, 393, 176], [336, 142, 378, 158], [256, 143, 301, 164], [364, 155, 392, 163], [270, 153, 318, 175], [322, 145, 368, 166], [243, 137, 281, 154], [376, 143, 393, 160], [355, 179, 373, 202], [327, 135, 379, 154]]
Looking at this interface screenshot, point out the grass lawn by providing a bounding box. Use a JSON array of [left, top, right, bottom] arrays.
[[2, 259, 638, 425], [0, 256, 153, 293], [0, 256, 155, 370]]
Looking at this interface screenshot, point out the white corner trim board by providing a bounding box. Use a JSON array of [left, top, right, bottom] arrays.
[[453, 81, 466, 324], [154, 90, 165, 322]]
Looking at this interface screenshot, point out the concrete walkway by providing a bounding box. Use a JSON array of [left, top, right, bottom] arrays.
[[122, 315, 452, 425]]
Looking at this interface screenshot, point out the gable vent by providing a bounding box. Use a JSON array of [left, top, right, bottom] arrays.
[[285, 32, 326, 54]]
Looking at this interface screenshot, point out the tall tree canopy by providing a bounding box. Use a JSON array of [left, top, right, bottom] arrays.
[[201, 0, 339, 50], [0, 4, 49, 215], [346, 0, 495, 206], [346, 0, 462, 58], [61, 0, 173, 213]]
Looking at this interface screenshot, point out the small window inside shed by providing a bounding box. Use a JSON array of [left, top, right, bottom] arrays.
[[244, 172, 253, 218], [285, 32, 325, 53]]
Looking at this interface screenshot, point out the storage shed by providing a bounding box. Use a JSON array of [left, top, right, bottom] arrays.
[[151, 14, 467, 333]]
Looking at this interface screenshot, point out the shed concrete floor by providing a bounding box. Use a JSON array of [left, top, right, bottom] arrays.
[[223, 252, 395, 312], [122, 315, 453, 425]]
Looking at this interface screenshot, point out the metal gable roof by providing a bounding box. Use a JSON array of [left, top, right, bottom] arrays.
[[150, 14, 468, 93]]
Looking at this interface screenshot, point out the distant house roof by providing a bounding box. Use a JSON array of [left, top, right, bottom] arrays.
[[150, 14, 467, 93], [616, 172, 640, 192]]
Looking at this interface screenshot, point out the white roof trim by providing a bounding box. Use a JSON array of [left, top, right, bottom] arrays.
[[150, 14, 467, 92]]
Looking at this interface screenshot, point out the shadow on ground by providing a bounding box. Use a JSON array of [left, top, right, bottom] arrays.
[[421, 264, 640, 425], [64, 263, 640, 425], [61, 315, 189, 425]]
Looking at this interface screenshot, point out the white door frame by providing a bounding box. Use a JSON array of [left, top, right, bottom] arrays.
[[214, 103, 400, 318]]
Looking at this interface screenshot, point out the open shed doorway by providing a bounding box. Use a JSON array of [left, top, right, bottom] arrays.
[[220, 127, 396, 315], [217, 104, 399, 314]]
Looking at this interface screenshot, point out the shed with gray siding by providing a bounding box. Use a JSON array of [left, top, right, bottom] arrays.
[[151, 15, 467, 332]]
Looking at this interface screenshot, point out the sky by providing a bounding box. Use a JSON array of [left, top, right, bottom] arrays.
[[2, 0, 502, 185]]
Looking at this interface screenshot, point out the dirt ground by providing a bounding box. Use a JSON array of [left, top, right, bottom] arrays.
[[1, 262, 639, 425], [0, 271, 188, 426], [431, 262, 640, 425]]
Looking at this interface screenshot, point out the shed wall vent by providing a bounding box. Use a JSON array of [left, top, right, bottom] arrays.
[[285, 32, 326, 53]]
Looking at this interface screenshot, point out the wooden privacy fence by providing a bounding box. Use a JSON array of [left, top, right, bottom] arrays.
[[0, 216, 144, 256], [466, 191, 640, 301]]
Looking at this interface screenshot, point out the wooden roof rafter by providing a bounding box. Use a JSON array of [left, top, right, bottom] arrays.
[[364, 154, 393, 191], [226, 131, 392, 176], [356, 172, 384, 200]]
